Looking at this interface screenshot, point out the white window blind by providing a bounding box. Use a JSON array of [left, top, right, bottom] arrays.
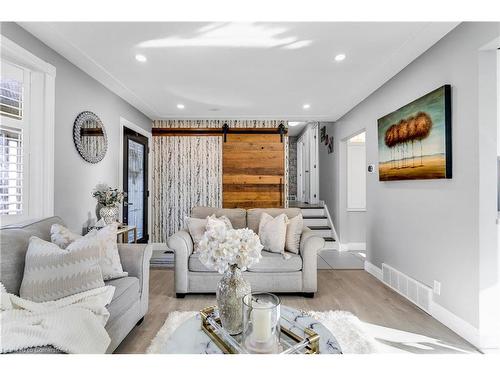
[[0, 126, 23, 215], [0, 60, 27, 218]]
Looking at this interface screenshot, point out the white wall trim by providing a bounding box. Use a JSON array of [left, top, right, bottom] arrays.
[[323, 203, 343, 250], [364, 261, 383, 281], [0, 35, 56, 77], [364, 260, 483, 350], [118, 117, 152, 242], [430, 301, 481, 350]]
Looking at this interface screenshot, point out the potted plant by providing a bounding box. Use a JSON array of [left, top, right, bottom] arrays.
[[92, 183, 125, 224]]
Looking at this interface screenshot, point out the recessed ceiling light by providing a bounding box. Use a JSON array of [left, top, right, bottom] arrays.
[[303, 104, 311, 110], [288, 122, 302, 127], [334, 53, 346, 62], [135, 54, 147, 62], [177, 104, 185, 109]]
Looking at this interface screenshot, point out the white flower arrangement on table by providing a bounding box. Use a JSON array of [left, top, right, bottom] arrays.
[[198, 216, 263, 274], [92, 183, 125, 207]]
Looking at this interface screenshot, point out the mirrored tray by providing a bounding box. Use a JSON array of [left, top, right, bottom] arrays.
[[200, 306, 320, 354]]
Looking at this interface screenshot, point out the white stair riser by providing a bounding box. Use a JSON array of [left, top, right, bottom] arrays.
[[300, 208, 325, 217], [303, 218, 328, 226], [322, 241, 338, 250], [309, 229, 332, 237]]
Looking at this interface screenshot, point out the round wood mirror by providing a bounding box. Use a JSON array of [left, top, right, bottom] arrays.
[[73, 111, 108, 163]]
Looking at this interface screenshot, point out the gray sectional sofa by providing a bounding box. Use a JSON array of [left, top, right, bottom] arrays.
[[0, 216, 152, 353], [168, 207, 325, 298]]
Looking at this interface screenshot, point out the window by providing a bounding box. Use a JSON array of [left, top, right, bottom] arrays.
[[347, 131, 366, 211], [0, 61, 30, 219], [1, 35, 55, 226]]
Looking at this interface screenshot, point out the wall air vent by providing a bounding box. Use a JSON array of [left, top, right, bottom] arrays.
[[381, 263, 432, 314]]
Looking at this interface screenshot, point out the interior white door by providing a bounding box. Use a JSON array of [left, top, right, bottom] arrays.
[[297, 139, 304, 202], [303, 131, 311, 203], [309, 123, 319, 204]]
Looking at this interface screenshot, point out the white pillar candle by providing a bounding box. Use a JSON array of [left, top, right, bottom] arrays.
[[251, 301, 273, 343]]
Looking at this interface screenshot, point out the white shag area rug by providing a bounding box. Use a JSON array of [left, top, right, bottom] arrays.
[[147, 310, 379, 354]]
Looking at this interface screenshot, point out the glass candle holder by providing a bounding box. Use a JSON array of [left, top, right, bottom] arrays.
[[242, 292, 281, 354]]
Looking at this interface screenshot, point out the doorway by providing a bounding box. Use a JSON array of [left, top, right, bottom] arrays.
[[123, 127, 149, 243], [296, 123, 319, 204]]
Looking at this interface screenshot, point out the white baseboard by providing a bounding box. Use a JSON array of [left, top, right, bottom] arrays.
[[364, 261, 383, 281], [345, 242, 366, 251], [364, 260, 483, 350], [430, 301, 481, 350]]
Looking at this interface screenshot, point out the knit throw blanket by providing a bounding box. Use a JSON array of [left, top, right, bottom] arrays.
[[0, 283, 115, 354]]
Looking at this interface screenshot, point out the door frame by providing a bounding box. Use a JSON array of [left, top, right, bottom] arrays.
[[119, 117, 152, 242], [296, 123, 320, 203]]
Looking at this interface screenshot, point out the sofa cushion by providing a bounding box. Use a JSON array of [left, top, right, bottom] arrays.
[[248, 251, 302, 273], [188, 251, 302, 273], [246, 208, 302, 234], [105, 276, 140, 321], [20, 236, 105, 302], [191, 207, 247, 229], [0, 216, 65, 295]]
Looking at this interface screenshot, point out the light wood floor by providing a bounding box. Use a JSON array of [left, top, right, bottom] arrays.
[[115, 268, 478, 354]]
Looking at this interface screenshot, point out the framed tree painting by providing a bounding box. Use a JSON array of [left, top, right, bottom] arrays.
[[377, 85, 452, 181]]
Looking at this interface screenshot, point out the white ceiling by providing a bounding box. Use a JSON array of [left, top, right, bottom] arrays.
[[19, 22, 458, 121]]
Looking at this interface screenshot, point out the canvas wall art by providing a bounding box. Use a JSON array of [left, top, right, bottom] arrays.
[[377, 85, 452, 181]]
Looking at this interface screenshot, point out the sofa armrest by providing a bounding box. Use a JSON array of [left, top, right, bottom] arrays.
[[167, 230, 194, 294], [117, 243, 152, 316], [299, 227, 324, 293]]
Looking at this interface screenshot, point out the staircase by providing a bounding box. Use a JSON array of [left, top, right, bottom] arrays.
[[293, 202, 364, 269], [293, 203, 338, 251]]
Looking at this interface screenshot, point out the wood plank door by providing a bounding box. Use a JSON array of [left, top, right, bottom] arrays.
[[223, 133, 285, 208]]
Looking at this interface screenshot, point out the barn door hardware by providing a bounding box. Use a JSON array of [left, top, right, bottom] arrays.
[[278, 123, 286, 143], [222, 123, 229, 142]]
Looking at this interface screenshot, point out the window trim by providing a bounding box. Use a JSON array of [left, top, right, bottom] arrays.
[[0, 35, 56, 226]]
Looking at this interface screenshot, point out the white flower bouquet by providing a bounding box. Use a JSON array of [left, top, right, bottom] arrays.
[[198, 216, 263, 273]]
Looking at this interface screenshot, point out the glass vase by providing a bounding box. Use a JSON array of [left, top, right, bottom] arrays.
[[242, 292, 281, 354], [216, 264, 251, 335], [99, 205, 119, 224]]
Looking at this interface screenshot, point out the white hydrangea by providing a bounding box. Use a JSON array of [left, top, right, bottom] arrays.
[[198, 217, 263, 274]]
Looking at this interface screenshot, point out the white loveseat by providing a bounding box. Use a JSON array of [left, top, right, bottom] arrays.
[[167, 207, 325, 298]]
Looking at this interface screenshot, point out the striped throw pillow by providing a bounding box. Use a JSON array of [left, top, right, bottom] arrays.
[[20, 236, 104, 302]]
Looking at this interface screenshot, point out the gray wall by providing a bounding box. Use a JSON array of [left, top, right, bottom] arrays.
[[319, 122, 366, 244], [1, 22, 152, 233], [321, 22, 500, 329]]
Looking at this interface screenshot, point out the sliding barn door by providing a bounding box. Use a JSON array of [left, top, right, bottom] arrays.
[[223, 134, 285, 208]]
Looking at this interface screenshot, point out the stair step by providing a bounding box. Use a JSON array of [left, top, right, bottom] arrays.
[[299, 208, 325, 217], [308, 226, 331, 230], [303, 217, 328, 226], [324, 237, 336, 242]]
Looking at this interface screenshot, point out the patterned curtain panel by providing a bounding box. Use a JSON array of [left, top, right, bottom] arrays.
[[152, 120, 288, 242]]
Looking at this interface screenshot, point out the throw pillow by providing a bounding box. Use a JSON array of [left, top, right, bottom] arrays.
[[186, 214, 233, 251], [258, 213, 288, 255], [50, 223, 81, 249], [285, 214, 303, 254], [85, 223, 128, 280], [20, 236, 104, 302]]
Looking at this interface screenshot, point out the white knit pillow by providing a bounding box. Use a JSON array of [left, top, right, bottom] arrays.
[[20, 236, 104, 302], [51, 223, 127, 280], [186, 215, 233, 252], [258, 213, 288, 255], [285, 214, 303, 254], [50, 223, 81, 249], [85, 223, 127, 280]]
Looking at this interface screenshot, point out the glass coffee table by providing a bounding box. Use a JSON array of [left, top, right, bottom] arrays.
[[159, 305, 342, 354]]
